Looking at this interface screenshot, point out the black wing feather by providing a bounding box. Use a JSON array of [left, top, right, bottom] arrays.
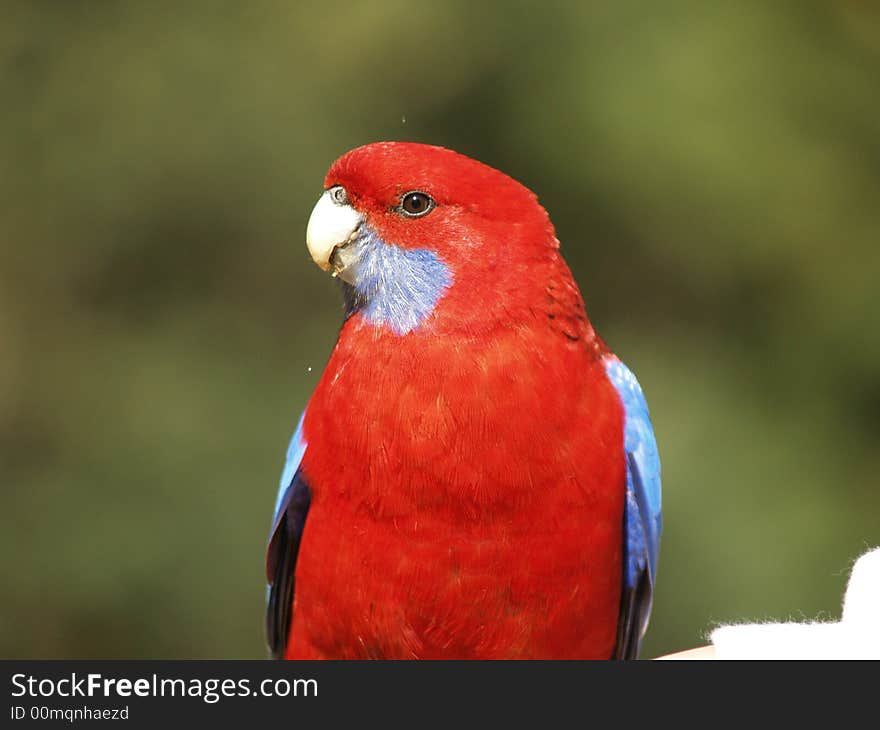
[[611, 451, 657, 660], [265, 472, 311, 659]]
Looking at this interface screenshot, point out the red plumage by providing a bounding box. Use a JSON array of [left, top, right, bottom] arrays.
[[285, 143, 627, 659]]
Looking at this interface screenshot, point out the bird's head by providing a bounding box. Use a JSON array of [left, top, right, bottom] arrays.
[[306, 141, 562, 336]]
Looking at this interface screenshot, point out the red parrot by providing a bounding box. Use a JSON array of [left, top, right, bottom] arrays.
[[266, 142, 662, 659]]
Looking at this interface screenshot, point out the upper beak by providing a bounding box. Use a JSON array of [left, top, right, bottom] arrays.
[[305, 190, 363, 273]]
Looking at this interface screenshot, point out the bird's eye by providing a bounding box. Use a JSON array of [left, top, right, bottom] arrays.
[[329, 185, 348, 205], [399, 191, 435, 218]]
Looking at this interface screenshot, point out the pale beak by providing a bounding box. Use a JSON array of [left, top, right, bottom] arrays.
[[305, 190, 363, 273]]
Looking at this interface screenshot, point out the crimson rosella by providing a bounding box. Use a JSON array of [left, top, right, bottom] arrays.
[[265, 142, 662, 659]]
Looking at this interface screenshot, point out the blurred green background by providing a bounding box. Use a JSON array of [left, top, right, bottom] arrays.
[[2, 0, 879, 659]]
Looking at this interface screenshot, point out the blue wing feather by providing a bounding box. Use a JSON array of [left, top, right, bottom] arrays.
[[604, 357, 662, 659], [265, 409, 311, 659], [272, 411, 308, 526]]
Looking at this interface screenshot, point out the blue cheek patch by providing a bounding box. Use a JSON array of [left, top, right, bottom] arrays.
[[341, 226, 453, 335]]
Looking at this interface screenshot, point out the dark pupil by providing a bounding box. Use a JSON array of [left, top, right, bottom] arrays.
[[405, 194, 426, 213]]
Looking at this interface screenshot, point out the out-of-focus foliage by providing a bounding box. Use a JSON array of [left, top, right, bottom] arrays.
[[2, 0, 878, 658]]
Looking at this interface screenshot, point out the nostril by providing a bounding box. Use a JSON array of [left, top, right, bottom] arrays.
[[329, 185, 348, 206]]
